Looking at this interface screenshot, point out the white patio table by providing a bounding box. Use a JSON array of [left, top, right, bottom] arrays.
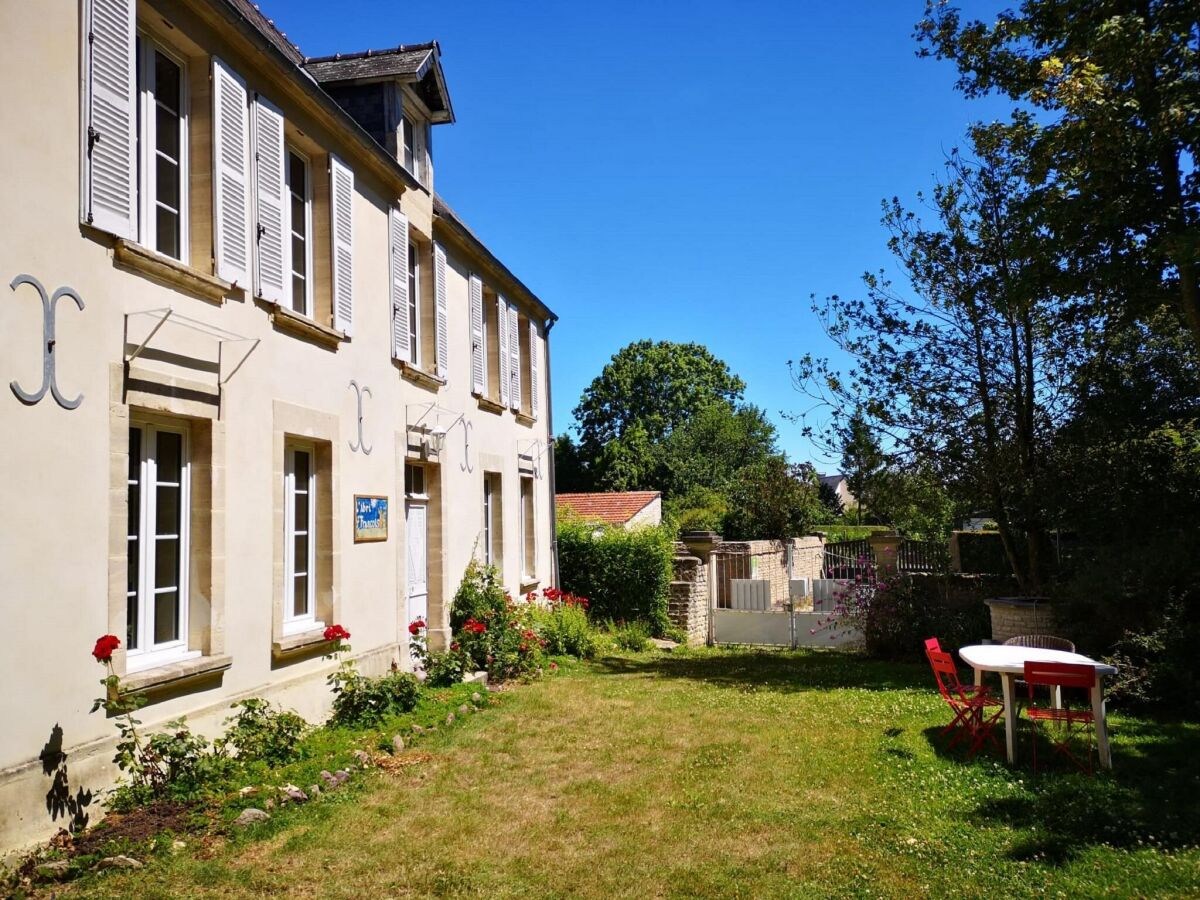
[[957, 644, 1117, 770]]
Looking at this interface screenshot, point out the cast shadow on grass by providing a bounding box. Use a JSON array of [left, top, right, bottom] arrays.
[[593, 648, 929, 694], [923, 718, 1200, 864]]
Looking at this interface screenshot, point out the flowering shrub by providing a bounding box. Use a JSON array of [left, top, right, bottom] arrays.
[[324, 622, 422, 727], [529, 589, 596, 659], [90, 635, 233, 810], [448, 562, 547, 681], [408, 618, 469, 687]]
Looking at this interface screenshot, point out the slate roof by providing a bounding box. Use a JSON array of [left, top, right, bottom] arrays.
[[223, 0, 305, 65], [303, 45, 437, 82], [556, 492, 662, 526]]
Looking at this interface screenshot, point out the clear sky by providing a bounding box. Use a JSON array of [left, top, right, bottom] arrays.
[[269, 0, 1009, 470]]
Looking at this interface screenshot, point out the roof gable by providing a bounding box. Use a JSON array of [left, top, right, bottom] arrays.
[[556, 492, 661, 526]]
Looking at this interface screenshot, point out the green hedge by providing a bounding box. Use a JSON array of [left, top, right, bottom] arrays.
[[813, 524, 892, 542], [556, 517, 673, 633]]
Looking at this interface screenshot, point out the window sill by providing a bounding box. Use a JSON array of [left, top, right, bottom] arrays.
[[397, 361, 446, 392], [476, 395, 506, 415], [113, 239, 234, 305], [117, 654, 232, 697], [263, 300, 346, 349], [515, 412, 536, 427], [272, 627, 333, 657], [520, 578, 541, 593]]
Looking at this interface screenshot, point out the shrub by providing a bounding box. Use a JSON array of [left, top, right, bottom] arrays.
[[424, 649, 469, 687], [448, 561, 547, 681], [954, 531, 1017, 576], [557, 516, 673, 632], [328, 668, 422, 729], [532, 599, 596, 659], [609, 619, 652, 652], [833, 573, 994, 661], [108, 718, 236, 812], [219, 699, 307, 765]]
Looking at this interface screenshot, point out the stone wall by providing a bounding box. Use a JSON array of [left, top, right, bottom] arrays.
[[669, 549, 709, 645], [984, 599, 1058, 644]]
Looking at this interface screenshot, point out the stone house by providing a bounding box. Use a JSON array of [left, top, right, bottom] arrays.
[[0, 0, 557, 854]]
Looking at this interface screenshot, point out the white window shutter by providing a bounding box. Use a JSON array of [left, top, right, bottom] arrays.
[[82, 0, 136, 239], [330, 154, 354, 335], [508, 302, 521, 411], [390, 207, 410, 362], [497, 294, 509, 408], [252, 95, 287, 304], [212, 57, 251, 286], [469, 275, 485, 395], [433, 242, 449, 379], [529, 322, 540, 419]]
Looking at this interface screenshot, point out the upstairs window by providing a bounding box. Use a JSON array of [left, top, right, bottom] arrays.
[[286, 149, 312, 315], [408, 240, 421, 365], [401, 114, 416, 177], [138, 38, 188, 261]]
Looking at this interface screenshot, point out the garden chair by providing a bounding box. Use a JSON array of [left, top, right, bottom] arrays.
[[1023, 661, 1097, 775], [1004, 634, 1077, 708], [926, 647, 1005, 758], [925, 637, 991, 697]]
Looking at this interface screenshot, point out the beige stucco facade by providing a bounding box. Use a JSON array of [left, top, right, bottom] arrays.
[[0, 0, 556, 855]]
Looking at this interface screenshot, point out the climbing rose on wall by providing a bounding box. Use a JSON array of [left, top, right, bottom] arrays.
[[92, 634, 121, 663]]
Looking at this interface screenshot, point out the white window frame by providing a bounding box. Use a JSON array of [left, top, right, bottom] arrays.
[[483, 474, 496, 566], [520, 475, 536, 580], [136, 35, 189, 263], [284, 443, 321, 636], [408, 240, 421, 367], [127, 418, 197, 673], [285, 146, 314, 316]]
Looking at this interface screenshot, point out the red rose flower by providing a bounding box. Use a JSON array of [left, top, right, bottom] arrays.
[[92, 634, 120, 664], [463, 617, 486, 634], [408, 618, 426, 635], [324, 624, 351, 642], [526, 591, 537, 603], [450, 641, 460, 652]]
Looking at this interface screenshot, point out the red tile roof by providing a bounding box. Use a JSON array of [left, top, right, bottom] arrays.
[[556, 491, 661, 525]]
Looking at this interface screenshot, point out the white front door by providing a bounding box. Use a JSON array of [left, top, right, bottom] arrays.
[[406, 501, 428, 623]]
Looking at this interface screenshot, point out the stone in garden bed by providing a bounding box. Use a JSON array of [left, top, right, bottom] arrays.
[[233, 808, 270, 827], [96, 854, 142, 869]]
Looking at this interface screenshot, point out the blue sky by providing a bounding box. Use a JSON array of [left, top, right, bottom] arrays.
[[272, 0, 1010, 469]]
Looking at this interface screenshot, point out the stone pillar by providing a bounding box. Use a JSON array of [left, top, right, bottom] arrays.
[[668, 552, 709, 645], [868, 531, 902, 578], [678, 531, 721, 645]]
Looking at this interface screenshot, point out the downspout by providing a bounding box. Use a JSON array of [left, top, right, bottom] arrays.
[[544, 315, 561, 586]]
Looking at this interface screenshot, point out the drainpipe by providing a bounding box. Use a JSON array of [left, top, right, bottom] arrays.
[[544, 315, 561, 586]]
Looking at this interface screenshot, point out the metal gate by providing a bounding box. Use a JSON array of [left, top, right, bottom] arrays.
[[710, 547, 860, 648]]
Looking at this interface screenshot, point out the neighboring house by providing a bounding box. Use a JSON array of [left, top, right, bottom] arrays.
[[0, 0, 557, 853], [557, 491, 663, 530], [819, 474, 856, 511]]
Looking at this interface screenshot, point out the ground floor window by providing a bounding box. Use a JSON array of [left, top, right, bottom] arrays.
[[127, 420, 195, 671], [483, 472, 502, 569], [520, 475, 536, 579], [284, 443, 319, 635]]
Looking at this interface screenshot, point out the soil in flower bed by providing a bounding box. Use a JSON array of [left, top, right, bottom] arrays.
[[70, 800, 198, 854]]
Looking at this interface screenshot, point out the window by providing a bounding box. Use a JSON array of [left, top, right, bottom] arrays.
[[520, 476, 536, 579], [405, 463, 426, 498], [286, 149, 312, 315], [127, 421, 195, 671], [284, 445, 319, 634], [483, 472, 502, 567], [401, 114, 415, 176], [408, 240, 421, 365], [138, 38, 188, 261]]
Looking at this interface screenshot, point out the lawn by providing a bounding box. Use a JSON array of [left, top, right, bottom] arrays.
[[57, 648, 1200, 898]]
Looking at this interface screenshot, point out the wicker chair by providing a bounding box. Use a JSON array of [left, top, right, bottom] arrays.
[[1004, 634, 1076, 653]]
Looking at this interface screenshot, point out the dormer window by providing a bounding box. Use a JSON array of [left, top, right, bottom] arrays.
[[401, 113, 416, 176]]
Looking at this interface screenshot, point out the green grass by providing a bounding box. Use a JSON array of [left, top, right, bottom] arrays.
[[52, 649, 1200, 898]]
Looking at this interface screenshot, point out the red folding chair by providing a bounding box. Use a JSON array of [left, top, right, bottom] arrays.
[[924, 637, 989, 698], [926, 648, 1005, 758], [1023, 661, 1097, 775]]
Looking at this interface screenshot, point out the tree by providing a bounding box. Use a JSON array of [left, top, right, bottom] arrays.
[[839, 414, 885, 524], [817, 480, 845, 520], [573, 340, 746, 458], [552, 433, 592, 493], [723, 459, 825, 542], [917, 1, 1200, 351], [795, 135, 1080, 592]]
